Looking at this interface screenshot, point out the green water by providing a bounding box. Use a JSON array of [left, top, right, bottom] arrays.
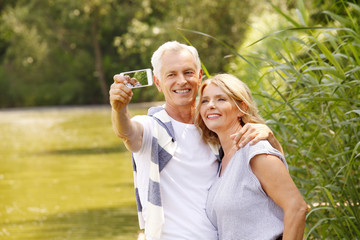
[[0, 106, 142, 240]]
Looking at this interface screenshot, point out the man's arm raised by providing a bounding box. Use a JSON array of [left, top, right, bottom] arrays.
[[110, 74, 143, 152]]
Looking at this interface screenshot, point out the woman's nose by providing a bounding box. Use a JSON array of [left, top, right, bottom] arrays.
[[208, 99, 215, 109]]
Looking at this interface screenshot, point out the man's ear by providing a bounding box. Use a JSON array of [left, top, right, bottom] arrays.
[[154, 76, 162, 92], [199, 69, 203, 79], [197, 69, 203, 86]]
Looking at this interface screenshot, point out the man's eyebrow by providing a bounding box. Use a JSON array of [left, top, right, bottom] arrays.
[[164, 70, 175, 75]]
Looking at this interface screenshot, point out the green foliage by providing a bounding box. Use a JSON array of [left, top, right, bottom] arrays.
[[237, 1, 360, 239], [0, 0, 255, 107]]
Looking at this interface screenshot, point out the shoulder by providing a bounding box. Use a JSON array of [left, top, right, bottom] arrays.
[[147, 105, 165, 116], [132, 114, 151, 122], [241, 140, 286, 166], [131, 115, 154, 137], [131, 115, 154, 147]]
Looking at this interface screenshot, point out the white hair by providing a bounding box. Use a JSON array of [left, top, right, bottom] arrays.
[[150, 41, 201, 79]]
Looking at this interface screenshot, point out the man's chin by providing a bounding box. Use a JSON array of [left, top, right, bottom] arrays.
[[169, 99, 195, 108]]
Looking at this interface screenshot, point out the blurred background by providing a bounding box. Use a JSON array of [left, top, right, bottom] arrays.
[[0, 0, 262, 107], [0, 0, 359, 239]]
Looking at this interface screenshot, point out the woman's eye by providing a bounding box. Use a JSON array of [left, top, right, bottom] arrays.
[[201, 99, 209, 104], [218, 98, 226, 101]]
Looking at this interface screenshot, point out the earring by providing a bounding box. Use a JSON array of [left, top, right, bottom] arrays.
[[239, 117, 245, 126]]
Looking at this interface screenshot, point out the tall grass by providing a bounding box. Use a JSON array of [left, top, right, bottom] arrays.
[[251, 2, 360, 239], [181, 0, 360, 239]]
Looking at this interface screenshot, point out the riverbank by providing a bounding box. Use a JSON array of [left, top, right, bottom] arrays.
[[0, 101, 166, 113]]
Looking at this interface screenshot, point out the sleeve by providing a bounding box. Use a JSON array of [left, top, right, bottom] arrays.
[[243, 140, 288, 196], [131, 115, 153, 209], [246, 140, 287, 169], [132, 115, 153, 155]]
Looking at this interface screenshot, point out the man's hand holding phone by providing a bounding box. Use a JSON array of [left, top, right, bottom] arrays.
[[120, 68, 153, 89], [110, 74, 134, 112], [110, 69, 153, 112]]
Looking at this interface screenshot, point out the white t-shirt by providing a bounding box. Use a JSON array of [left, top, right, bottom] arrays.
[[133, 115, 219, 240]]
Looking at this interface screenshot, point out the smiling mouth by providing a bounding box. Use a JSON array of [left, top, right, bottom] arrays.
[[207, 114, 221, 119], [174, 89, 191, 94]]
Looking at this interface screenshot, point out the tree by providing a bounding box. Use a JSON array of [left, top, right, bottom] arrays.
[[0, 0, 257, 107]]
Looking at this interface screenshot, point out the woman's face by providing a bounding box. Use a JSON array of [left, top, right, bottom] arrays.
[[199, 83, 242, 134]]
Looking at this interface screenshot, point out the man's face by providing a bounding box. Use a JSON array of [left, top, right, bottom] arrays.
[[154, 50, 202, 109]]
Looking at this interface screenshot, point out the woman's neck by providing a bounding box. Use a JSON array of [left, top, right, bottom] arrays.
[[217, 123, 242, 156], [216, 123, 242, 176]]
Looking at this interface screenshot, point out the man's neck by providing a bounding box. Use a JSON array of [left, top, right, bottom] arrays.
[[164, 104, 195, 124]]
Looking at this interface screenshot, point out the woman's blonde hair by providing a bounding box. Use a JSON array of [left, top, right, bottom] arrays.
[[194, 74, 265, 145]]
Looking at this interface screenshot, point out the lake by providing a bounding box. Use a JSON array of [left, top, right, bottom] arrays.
[[0, 105, 151, 240]]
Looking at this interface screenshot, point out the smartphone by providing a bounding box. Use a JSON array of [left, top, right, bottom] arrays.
[[119, 68, 153, 89]]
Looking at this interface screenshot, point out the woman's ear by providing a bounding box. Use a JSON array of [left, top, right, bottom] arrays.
[[240, 102, 248, 112], [237, 102, 248, 118], [154, 76, 162, 92]]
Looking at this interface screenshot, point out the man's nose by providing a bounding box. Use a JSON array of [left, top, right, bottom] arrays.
[[177, 74, 187, 84]]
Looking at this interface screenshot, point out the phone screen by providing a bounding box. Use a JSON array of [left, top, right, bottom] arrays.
[[120, 69, 153, 89]]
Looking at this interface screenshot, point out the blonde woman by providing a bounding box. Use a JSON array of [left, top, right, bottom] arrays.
[[195, 74, 307, 240]]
